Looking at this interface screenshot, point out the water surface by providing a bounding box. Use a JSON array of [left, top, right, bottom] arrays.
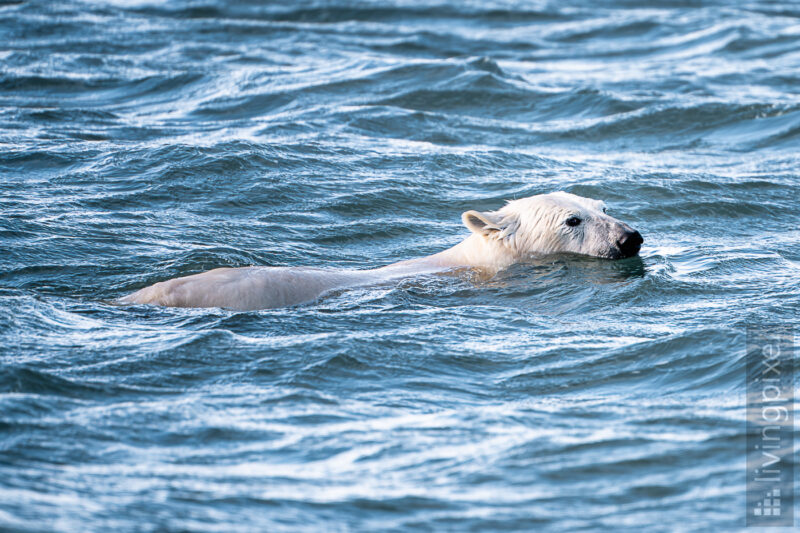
[[1, 1, 799, 531]]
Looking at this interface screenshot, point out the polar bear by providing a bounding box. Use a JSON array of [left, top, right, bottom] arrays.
[[119, 192, 642, 311]]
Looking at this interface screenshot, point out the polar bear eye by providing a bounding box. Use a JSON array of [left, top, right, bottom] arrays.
[[566, 216, 581, 227], [602, 207, 607, 214]]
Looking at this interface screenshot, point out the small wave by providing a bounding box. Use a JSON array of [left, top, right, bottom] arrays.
[[0, 365, 112, 398]]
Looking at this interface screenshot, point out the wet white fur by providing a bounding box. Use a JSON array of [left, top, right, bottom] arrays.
[[120, 192, 637, 310]]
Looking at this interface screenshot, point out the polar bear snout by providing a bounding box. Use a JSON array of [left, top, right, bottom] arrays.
[[616, 229, 643, 258]]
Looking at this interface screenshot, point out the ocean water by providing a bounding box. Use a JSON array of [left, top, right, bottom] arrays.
[[1, 0, 799, 531]]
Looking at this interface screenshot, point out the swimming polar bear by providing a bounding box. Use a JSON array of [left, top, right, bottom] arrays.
[[120, 192, 642, 311]]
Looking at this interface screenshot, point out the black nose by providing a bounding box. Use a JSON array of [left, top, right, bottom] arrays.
[[617, 230, 643, 257]]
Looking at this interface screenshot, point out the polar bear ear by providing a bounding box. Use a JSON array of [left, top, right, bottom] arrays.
[[462, 210, 501, 235], [462, 210, 519, 241]]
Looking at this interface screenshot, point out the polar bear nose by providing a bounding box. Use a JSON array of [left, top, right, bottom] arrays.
[[617, 230, 643, 257]]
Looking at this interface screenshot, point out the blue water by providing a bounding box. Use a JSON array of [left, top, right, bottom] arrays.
[[2, 1, 799, 531]]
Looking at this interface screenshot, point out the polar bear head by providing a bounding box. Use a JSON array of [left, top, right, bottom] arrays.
[[461, 192, 642, 260]]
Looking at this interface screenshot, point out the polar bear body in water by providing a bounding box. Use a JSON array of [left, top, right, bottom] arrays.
[[120, 192, 643, 311]]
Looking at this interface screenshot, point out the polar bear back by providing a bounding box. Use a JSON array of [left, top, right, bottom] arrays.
[[120, 266, 360, 311]]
